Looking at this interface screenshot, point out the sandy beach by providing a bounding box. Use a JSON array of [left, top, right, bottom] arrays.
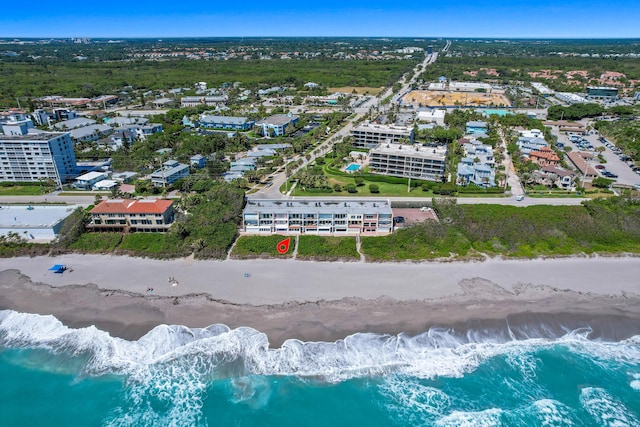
[[1, 254, 640, 346]]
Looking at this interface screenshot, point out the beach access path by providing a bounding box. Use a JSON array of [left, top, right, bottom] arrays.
[[2, 254, 639, 305]]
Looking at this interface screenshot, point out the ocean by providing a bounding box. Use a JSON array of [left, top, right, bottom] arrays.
[[1, 309, 639, 427]]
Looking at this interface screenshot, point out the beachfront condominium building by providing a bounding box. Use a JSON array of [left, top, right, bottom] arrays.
[[0, 129, 77, 186], [87, 199, 175, 232], [242, 199, 393, 235], [369, 143, 447, 182], [350, 123, 414, 149]]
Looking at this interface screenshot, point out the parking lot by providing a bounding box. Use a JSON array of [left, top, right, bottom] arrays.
[[392, 208, 439, 227], [557, 131, 640, 187]]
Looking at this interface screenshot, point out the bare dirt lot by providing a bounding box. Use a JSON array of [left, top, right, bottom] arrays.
[[392, 208, 439, 227], [402, 90, 511, 107]]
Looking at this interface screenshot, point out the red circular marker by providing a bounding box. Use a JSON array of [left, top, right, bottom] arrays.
[[277, 237, 290, 254]]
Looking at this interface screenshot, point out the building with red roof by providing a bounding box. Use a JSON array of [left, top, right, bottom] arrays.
[[528, 147, 560, 167], [88, 199, 174, 232]]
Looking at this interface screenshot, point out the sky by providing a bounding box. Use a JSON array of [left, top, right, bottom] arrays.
[[1, 0, 639, 39]]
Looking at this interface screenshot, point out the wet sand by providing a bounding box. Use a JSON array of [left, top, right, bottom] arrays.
[[1, 255, 640, 346]]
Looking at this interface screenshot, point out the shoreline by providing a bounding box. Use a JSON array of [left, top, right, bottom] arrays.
[[1, 254, 640, 346]]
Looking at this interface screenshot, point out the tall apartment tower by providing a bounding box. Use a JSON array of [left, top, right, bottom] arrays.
[[0, 126, 77, 186]]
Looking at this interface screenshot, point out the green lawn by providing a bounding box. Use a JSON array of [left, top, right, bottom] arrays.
[[290, 162, 437, 197], [0, 186, 49, 196]]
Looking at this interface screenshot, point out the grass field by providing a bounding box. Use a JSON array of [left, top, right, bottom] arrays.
[[328, 86, 385, 95], [0, 186, 48, 196]]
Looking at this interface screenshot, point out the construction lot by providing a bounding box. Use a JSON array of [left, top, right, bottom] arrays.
[[402, 90, 511, 107]]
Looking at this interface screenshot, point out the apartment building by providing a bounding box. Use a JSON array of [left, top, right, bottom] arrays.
[[369, 143, 447, 182], [0, 130, 77, 185], [255, 114, 300, 136], [150, 160, 190, 187], [180, 96, 227, 107], [88, 199, 175, 232], [242, 199, 393, 235], [198, 115, 255, 131], [350, 123, 414, 149]]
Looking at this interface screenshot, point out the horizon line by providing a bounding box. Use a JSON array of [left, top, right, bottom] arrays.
[[2, 35, 640, 40]]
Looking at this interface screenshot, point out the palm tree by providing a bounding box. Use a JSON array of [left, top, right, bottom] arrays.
[[191, 238, 206, 253]]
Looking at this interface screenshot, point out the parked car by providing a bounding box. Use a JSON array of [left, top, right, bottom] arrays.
[[419, 207, 432, 212], [595, 165, 606, 170]]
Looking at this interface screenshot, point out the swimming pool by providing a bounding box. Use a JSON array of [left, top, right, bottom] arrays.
[[483, 109, 513, 117], [346, 163, 361, 172]]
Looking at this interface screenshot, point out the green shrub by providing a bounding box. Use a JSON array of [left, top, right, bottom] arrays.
[[345, 184, 357, 193], [369, 184, 380, 193]]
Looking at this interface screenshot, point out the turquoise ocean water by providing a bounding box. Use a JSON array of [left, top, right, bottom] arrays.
[[1, 309, 639, 426]]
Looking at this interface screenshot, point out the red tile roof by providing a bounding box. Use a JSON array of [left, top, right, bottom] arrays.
[[90, 199, 173, 214], [529, 148, 560, 162]]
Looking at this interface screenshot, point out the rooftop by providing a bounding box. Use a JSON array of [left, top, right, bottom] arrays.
[[0, 205, 78, 228], [0, 132, 67, 142], [90, 199, 174, 215], [244, 199, 392, 215], [371, 143, 447, 160]]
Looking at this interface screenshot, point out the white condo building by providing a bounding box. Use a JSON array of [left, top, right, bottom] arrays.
[[0, 130, 77, 185], [369, 143, 447, 182], [242, 199, 393, 235], [350, 123, 414, 149]]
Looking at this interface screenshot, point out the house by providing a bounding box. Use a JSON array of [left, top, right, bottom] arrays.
[[534, 166, 576, 190], [528, 147, 560, 167], [517, 136, 548, 155], [567, 152, 598, 178], [242, 199, 393, 235], [137, 124, 163, 140], [74, 171, 110, 190], [150, 160, 190, 187], [112, 171, 138, 183], [92, 179, 118, 191], [87, 199, 175, 232], [415, 109, 446, 126], [457, 162, 495, 187], [465, 121, 488, 135], [255, 114, 300, 136], [106, 117, 148, 127], [151, 98, 175, 108], [52, 117, 96, 130], [190, 154, 206, 169], [69, 124, 113, 143]]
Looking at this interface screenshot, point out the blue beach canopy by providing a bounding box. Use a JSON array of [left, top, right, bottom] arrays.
[[48, 264, 66, 273]]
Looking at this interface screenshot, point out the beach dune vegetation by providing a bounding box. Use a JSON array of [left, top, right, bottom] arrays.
[[362, 197, 640, 261]]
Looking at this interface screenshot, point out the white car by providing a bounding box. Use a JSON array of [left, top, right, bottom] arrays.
[[419, 207, 432, 212], [516, 195, 525, 201]]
